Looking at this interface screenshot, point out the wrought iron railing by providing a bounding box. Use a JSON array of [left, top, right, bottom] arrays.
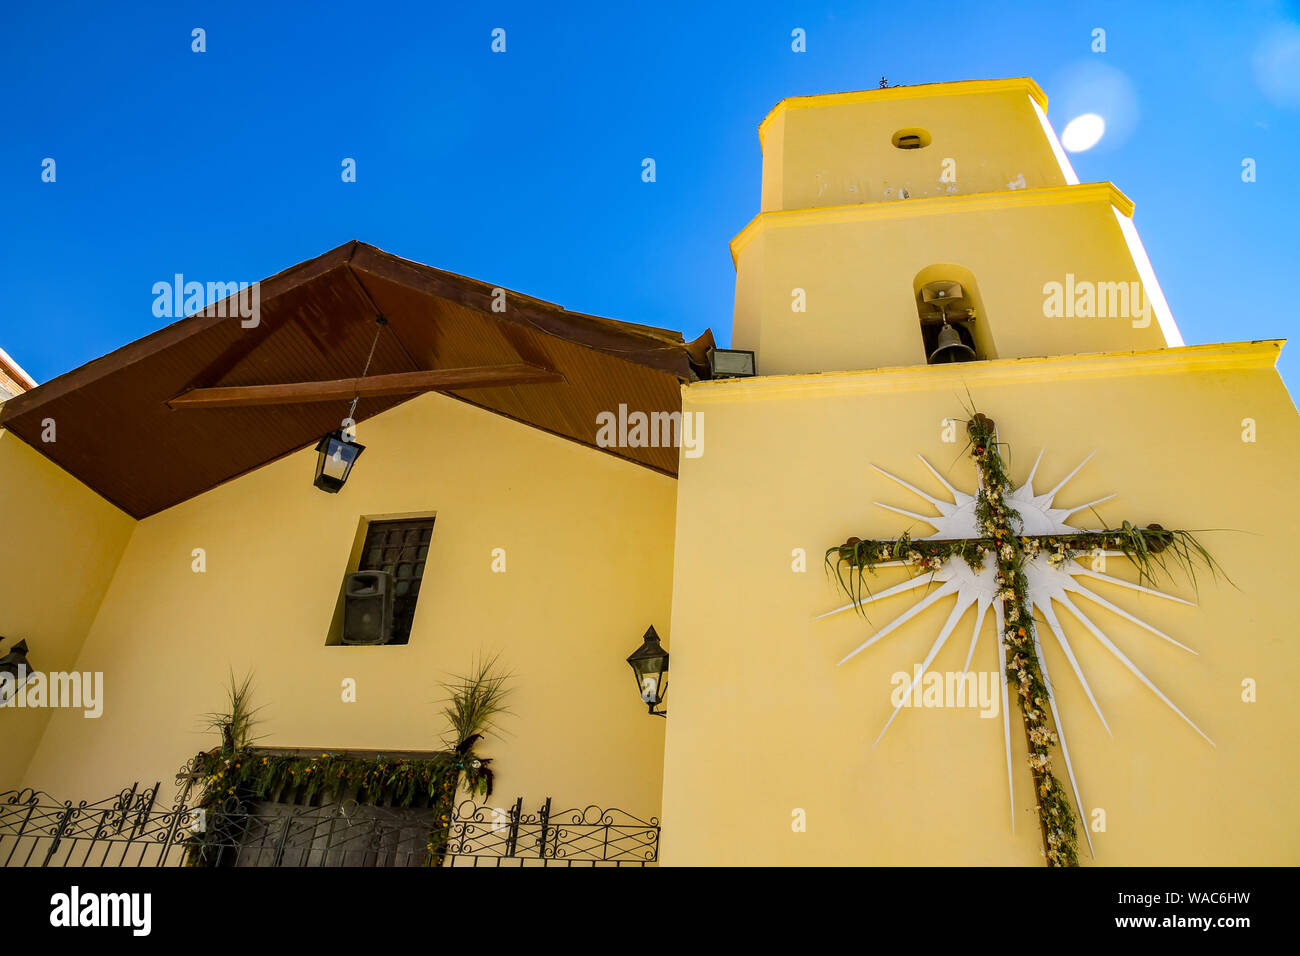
[[446, 796, 661, 867], [0, 785, 660, 868], [0, 782, 184, 867]]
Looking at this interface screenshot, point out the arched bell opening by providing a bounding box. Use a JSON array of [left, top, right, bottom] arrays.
[[913, 265, 995, 365]]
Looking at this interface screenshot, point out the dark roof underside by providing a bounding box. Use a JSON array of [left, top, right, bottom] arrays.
[[0, 241, 712, 518]]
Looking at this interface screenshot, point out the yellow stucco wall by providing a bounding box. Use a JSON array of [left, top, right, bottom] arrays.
[[18, 391, 676, 821], [0, 430, 135, 789], [732, 187, 1174, 376], [661, 343, 1299, 865], [759, 81, 1066, 211], [734, 80, 1181, 377], [11, 75, 1292, 870]]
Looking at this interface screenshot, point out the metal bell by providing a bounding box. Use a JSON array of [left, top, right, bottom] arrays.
[[928, 321, 977, 364]]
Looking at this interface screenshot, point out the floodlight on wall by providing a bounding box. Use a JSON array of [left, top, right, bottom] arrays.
[[707, 348, 757, 379]]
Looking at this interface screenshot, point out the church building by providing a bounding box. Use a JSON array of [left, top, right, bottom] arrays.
[[2, 78, 1296, 866]]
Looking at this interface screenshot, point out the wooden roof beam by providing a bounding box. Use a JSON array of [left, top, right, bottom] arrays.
[[166, 363, 564, 410]]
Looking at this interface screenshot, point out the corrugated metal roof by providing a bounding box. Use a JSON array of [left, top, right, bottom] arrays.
[[0, 242, 712, 518]]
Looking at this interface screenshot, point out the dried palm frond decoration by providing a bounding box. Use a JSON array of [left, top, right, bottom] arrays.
[[186, 658, 511, 866], [440, 653, 513, 756], [200, 670, 263, 756]]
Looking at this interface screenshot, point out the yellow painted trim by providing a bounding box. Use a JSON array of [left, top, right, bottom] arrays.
[[757, 77, 1050, 152], [683, 341, 1285, 404], [729, 182, 1136, 267]]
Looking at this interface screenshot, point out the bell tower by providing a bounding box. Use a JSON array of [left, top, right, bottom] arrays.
[[729, 78, 1183, 376]]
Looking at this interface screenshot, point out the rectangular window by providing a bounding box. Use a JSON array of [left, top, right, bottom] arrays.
[[357, 517, 434, 644]]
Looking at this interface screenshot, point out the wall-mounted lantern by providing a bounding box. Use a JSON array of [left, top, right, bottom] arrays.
[[626, 626, 669, 717], [0, 637, 30, 705], [313, 431, 365, 493]]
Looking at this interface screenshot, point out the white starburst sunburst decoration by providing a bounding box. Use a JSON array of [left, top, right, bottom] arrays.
[[816, 450, 1213, 857]]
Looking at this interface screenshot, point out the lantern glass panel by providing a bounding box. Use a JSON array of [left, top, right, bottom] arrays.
[[314, 431, 365, 492], [323, 438, 359, 480], [637, 670, 661, 703]]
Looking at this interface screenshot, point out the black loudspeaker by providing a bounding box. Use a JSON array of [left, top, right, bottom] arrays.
[[342, 571, 393, 645]]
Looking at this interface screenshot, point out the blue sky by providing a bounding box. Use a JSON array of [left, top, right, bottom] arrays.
[[2, 0, 1297, 393]]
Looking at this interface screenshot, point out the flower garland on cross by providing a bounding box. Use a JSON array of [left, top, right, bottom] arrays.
[[825, 411, 1220, 867]]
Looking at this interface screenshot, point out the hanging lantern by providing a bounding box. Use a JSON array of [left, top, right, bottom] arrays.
[[313, 430, 365, 493], [312, 315, 386, 494]]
